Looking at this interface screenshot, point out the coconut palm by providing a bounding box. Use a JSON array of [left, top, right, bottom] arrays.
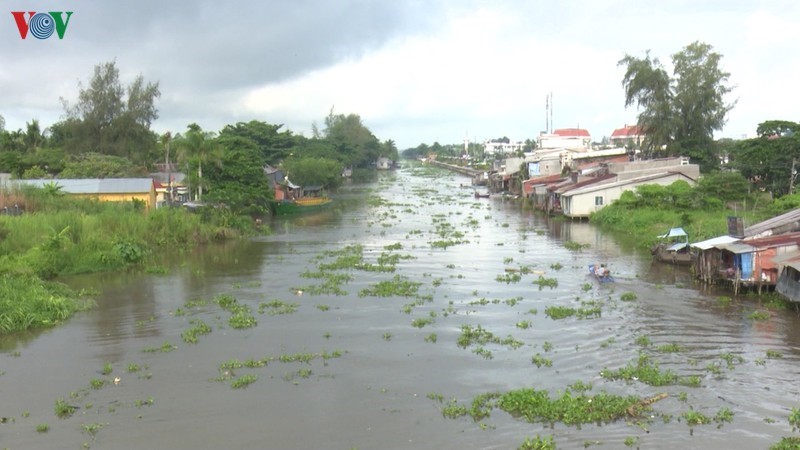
[[177, 123, 222, 201]]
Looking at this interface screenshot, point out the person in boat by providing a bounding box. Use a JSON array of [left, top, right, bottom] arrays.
[[593, 263, 610, 279]]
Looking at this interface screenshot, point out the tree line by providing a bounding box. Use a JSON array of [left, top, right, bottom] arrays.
[[0, 61, 399, 216]]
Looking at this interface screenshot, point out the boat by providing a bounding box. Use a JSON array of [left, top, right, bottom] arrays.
[[651, 227, 694, 265], [588, 264, 614, 283], [273, 196, 332, 215], [474, 190, 490, 199]]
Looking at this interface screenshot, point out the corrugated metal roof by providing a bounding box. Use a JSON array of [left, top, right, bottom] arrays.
[[742, 231, 800, 248], [717, 242, 755, 254], [744, 208, 800, 237], [15, 178, 154, 194], [691, 235, 740, 250], [562, 171, 692, 197], [772, 250, 800, 265], [659, 227, 688, 239]]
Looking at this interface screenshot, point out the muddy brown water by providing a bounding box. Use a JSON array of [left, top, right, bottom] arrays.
[[2, 167, 799, 449]]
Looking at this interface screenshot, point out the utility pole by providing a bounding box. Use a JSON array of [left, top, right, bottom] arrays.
[[164, 132, 172, 203], [790, 158, 798, 195]]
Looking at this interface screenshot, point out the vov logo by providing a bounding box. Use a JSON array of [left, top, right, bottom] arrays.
[[11, 11, 73, 39]]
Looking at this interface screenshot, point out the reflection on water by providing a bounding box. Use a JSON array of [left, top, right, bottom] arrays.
[[2, 167, 799, 449]]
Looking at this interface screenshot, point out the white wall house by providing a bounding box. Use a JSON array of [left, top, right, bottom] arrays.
[[560, 172, 697, 218], [610, 125, 645, 148], [483, 140, 524, 157], [538, 128, 592, 150]]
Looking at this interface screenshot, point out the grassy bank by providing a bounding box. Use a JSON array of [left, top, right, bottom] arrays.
[[588, 179, 773, 249], [0, 187, 263, 334]]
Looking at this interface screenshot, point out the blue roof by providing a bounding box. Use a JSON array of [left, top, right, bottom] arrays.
[[14, 178, 154, 194]]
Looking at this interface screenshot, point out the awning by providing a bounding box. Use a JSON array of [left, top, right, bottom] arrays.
[[658, 227, 688, 239], [691, 235, 740, 250], [717, 242, 755, 254]]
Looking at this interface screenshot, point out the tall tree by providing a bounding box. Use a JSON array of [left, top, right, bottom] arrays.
[[207, 134, 272, 215], [731, 120, 800, 197], [619, 41, 734, 169], [323, 110, 380, 167], [177, 123, 222, 201], [59, 61, 160, 164], [218, 120, 296, 165]]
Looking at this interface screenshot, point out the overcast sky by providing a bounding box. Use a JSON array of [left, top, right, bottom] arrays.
[[2, 0, 798, 149]]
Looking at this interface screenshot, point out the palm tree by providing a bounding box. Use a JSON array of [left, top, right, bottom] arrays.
[[177, 123, 222, 201]]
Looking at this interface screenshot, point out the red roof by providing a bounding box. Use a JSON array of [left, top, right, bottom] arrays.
[[610, 125, 644, 138], [552, 128, 590, 137]]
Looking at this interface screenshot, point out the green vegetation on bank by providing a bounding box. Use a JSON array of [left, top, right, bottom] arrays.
[[589, 172, 773, 248], [0, 186, 257, 335]]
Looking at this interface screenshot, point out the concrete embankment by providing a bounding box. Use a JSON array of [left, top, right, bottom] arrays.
[[426, 160, 483, 178]]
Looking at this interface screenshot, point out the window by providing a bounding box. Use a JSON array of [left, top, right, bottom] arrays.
[[594, 196, 604, 206]]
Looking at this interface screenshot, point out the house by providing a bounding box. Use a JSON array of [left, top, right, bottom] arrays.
[[263, 165, 299, 201], [610, 125, 645, 148], [691, 235, 742, 284], [743, 208, 800, 239], [548, 172, 617, 215], [606, 156, 699, 181], [15, 178, 157, 209], [483, 140, 525, 157], [376, 157, 393, 170], [559, 171, 696, 218], [538, 128, 592, 150], [775, 250, 800, 302], [695, 232, 800, 293]]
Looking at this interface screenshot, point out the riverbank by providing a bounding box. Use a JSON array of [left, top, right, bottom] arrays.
[[0, 189, 263, 334]]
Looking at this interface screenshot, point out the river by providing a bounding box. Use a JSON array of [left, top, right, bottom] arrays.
[[1, 164, 799, 449]]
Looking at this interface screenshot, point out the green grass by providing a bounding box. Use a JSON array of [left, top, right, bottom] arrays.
[[0, 275, 94, 334]]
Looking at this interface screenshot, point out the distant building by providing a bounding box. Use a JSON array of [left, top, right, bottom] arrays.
[[14, 178, 157, 209], [610, 125, 645, 148], [483, 140, 524, 157], [538, 128, 592, 150]]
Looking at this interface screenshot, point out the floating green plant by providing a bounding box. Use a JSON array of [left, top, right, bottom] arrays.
[[600, 354, 694, 386], [682, 409, 711, 425], [440, 387, 656, 426], [89, 378, 105, 390], [182, 319, 212, 344], [563, 241, 590, 251], [518, 435, 556, 450], [516, 320, 531, 329], [533, 276, 558, 289], [531, 354, 553, 368], [424, 333, 438, 343], [231, 374, 257, 389], [101, 363, 113, 375], [258, 300, 299, 315], [54, 398, 76, 419], [36, 423, 49, 433], [748, 310, 770, 321], [657, 343, 682, 353], [142, 341, 177, 353], [358, 275, 422, 298], [620, 292, 638, 302], [545, 306, 575, 320], [411, 317, 434, 328], [766, 349, 783, 359]]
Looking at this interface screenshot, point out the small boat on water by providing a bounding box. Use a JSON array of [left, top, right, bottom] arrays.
[[588, 264, 614, 283], [273, 196, 333, 215], [474, 190, 490, 199], [651, 227, 693, 265]]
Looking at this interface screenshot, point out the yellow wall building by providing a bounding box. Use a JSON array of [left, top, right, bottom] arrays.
[[16, 178, 157, 209]]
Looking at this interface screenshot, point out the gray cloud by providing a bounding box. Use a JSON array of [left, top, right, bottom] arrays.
[[2, 0, 440, 131]]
